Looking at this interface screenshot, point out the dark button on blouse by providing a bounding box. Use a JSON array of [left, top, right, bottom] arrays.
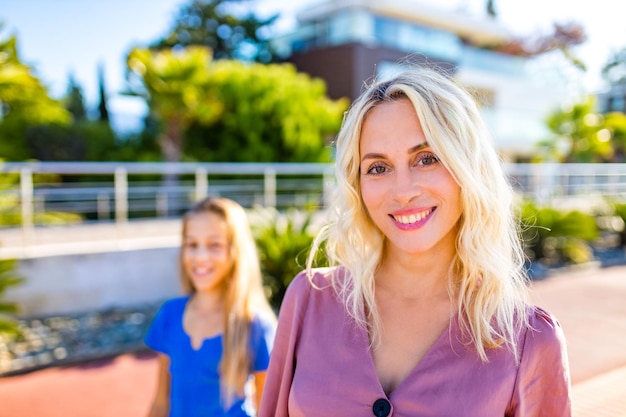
[[372, 398, 391, 417]]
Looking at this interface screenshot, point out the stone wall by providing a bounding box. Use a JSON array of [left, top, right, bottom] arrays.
[[6, 247, 182, 317]]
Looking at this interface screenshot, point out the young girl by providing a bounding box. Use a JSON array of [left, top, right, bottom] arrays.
[[260, 67, 571, 416], [145, 197, 276, 417]]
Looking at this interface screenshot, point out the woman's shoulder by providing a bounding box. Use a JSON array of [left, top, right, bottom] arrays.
[[513, 305, 571, 406], [525, 306, 563, 333], [287, 266, 345, 295], [520, 305, 567, 353], [280, 266, 346, 309]]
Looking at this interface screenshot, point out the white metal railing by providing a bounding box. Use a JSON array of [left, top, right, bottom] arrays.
[[506, 163, 626, 208], [2, 162, 626, 234], [1, 162, 335, 231]]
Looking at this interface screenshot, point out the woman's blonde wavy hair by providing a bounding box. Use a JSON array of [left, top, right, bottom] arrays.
[[180, 197, 276, 404], [307, 66, 530, 362]]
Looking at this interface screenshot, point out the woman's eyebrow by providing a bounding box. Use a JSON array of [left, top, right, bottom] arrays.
[[361, 152, 385, 162], [361, 142, 430, 162], [408, 142, 429, 154]]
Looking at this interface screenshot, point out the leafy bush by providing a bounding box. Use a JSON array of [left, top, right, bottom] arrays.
[[250, 207, 327, 309], [519, 200, 599, 267], [0, 258, 24, 336], [610, 201, 626, 247]]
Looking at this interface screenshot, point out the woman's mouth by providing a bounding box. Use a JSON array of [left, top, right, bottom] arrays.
[[391, 208, 434, 225]]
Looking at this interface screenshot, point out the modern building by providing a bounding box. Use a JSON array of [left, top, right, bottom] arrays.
[[273, 0, 573, 160], [597, 83, 626, 114]]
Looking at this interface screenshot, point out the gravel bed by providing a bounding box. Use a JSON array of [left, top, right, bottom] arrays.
[[0, 302, 161, 376]]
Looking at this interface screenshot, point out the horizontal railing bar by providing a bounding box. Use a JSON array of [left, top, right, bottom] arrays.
[[0, 162, 332, 175]]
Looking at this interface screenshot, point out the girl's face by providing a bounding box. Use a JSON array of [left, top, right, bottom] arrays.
[[182, 212, 232, 293], [359, 98, 462, 257]]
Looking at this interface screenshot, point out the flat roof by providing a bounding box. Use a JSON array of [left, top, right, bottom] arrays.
[[297, 0, 513, 45]]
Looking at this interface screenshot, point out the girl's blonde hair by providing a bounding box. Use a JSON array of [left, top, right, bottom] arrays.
[[180, 197, 276, 404], [308, 66, 530, 361]]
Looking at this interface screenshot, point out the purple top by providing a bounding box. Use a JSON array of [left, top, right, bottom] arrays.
[[259, 268, 571, 417]]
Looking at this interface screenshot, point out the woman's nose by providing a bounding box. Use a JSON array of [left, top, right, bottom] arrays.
[[393, 169, 423, 204]]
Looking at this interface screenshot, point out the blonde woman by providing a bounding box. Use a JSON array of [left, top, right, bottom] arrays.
[[145, 197, 276, 417], [260, 67, 571, 416]]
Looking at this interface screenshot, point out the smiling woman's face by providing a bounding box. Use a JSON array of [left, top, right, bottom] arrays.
[[359, 98, 462, 257]]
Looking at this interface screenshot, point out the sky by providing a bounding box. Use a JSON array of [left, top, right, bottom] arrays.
[[1, 0, 625, 131]]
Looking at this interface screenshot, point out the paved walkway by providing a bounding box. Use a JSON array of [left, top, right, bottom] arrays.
[[0, 264, 625, 416], [528, 263, 626, 417]]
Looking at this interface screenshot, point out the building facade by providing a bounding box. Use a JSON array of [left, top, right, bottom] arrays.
[[273, 0, 572, 160], [597, 84, 626, 114]]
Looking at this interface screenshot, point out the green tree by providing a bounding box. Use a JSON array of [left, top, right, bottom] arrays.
[[97, 62, 110, 123], [152, 0, 278, 63], [23, 74, 128, 162], [125, 46, 223, 163], [126, 47, 346, 163], [536, 96, 615, 162], [64, 73, 87, 122], [185, 61, 348, 162], [0, 26, 71, 160], [603, 112, 626, 162]]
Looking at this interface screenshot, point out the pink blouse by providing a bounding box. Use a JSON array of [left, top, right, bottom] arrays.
[[259, 268, 571, 417]]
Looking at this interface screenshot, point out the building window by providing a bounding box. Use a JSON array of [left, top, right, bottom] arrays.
[[373, 16, 461, 61], [328, 10, 375, 45], [611, 96, 625, 112]]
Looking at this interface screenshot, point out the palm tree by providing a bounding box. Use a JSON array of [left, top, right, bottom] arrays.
[[125, 46, 223, 163]]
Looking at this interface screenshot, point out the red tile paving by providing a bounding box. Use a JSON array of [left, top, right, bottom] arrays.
[[1, 264, 625, 417], [528, 263, 626, 417]]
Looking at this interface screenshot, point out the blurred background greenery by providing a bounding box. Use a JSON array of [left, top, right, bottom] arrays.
[[2, 0, 626, 335]]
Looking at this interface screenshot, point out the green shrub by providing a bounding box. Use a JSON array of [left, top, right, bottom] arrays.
[[610, 201, 626, 247], [250, 207, 327, 309], [0, 258, 24, 336], [519, 200, 599, 267]]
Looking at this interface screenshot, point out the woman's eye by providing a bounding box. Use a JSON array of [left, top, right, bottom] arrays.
[[416, 153, 440, 166], [366, 163, 387, 175]]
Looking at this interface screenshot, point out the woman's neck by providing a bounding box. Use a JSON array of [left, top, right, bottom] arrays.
[[376, 249, 454, 301]]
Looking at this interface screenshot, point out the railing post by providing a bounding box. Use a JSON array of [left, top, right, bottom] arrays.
[[156, 192, 169, 217], [97, 192, 111, 220], [609, 164, 619, 197], [195, 167, 208, 202], [20, 167, 34, 240], [114, 167, 128, 224], [264, 168, 276, 208]]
